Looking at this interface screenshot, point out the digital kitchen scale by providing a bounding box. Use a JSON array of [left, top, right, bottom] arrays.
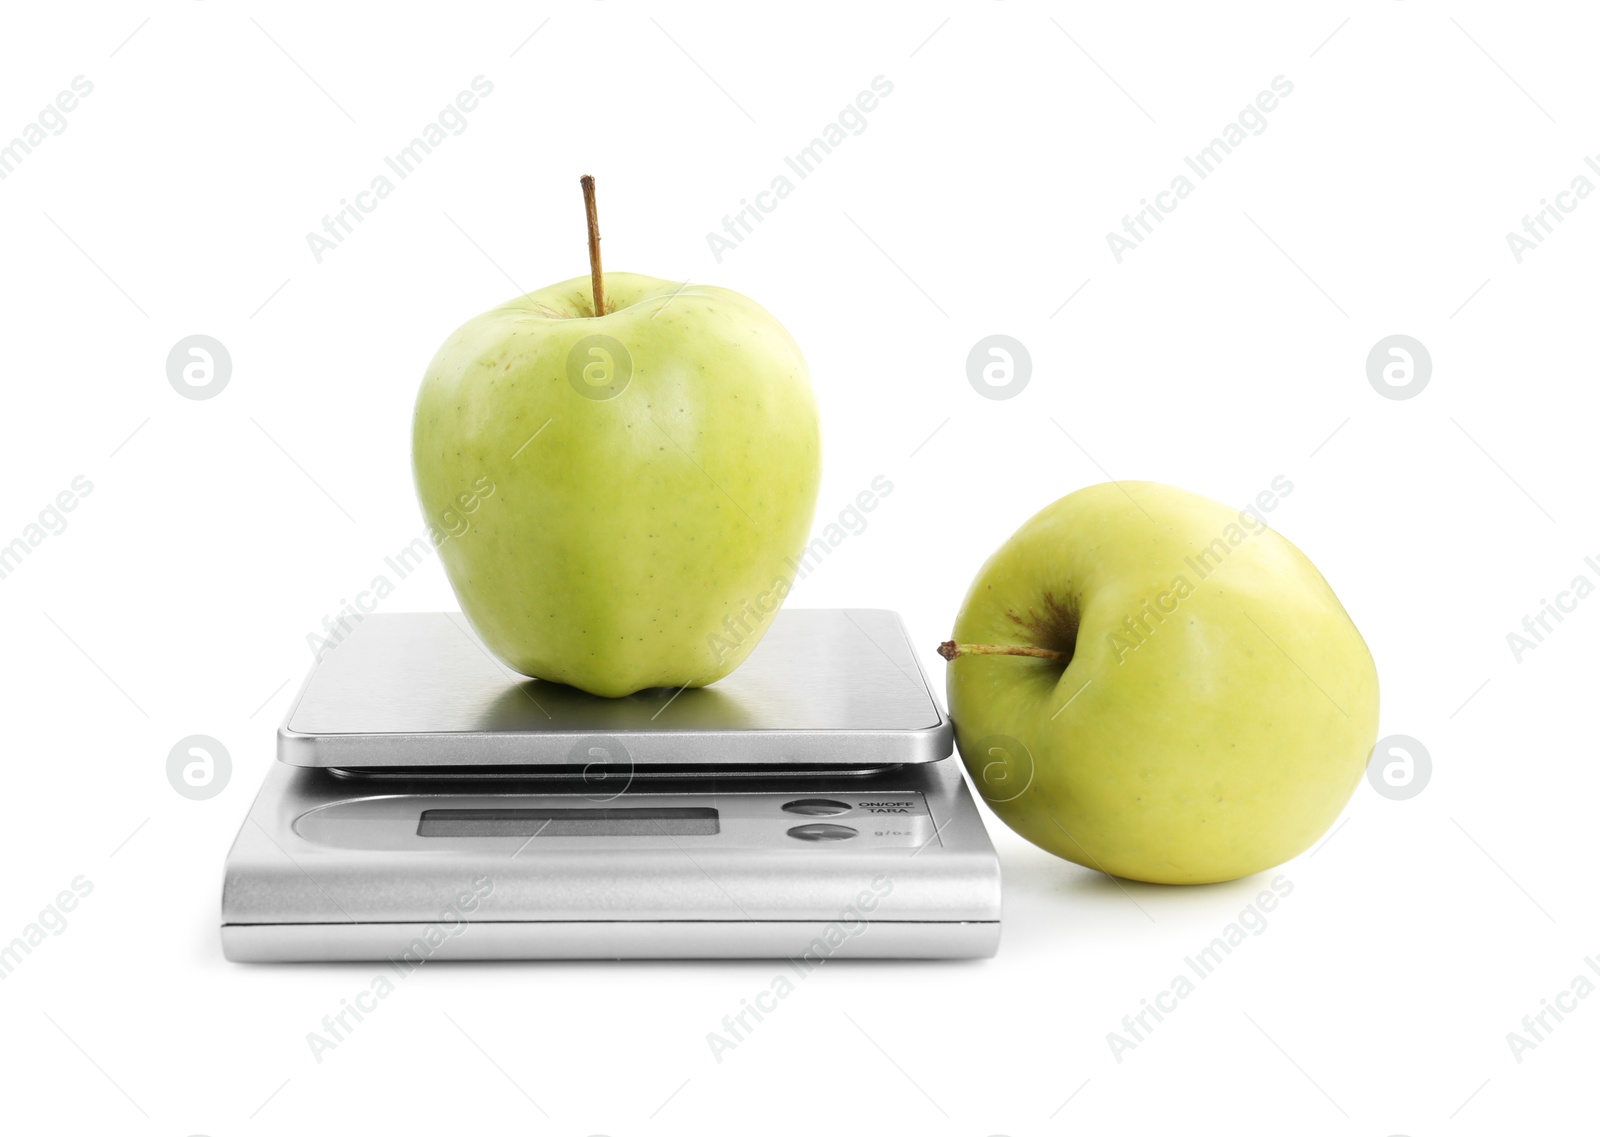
[[221, 609, 1001, 961]]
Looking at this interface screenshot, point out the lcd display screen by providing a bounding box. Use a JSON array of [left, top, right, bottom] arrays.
[[417, 806, 719, 838]]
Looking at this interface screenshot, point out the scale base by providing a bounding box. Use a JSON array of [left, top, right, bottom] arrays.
[[223, 920, 997, 963], [223, 758, 1000, 962]]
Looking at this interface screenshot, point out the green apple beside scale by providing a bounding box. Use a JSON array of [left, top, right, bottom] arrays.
[[939, 482, 1379, 885], [413, 186, 820, 697]]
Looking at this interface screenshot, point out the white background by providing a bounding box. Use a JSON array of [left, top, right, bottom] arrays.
[[0, 1, 1594, 1133]]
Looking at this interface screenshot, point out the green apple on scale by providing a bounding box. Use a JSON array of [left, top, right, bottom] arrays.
[[413, 176, 822, 697]]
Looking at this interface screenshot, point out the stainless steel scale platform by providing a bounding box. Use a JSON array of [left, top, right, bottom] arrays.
[[220, 609, 1001, 961]]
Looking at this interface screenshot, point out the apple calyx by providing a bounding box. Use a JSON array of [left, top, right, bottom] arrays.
[[936, 641, 1070, 662], [580, 173, 606, 317]]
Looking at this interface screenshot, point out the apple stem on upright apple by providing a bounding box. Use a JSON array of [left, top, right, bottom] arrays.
[[936, 641, 1069, 662], [580, 174, 606, 317]]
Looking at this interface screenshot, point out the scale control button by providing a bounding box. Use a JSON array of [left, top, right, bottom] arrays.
[[782, 798, 852, 817], [787, 823, 858, 842]]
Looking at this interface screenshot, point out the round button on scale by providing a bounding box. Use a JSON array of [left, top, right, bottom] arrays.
[[782, 798, 851, 816], [786, 823, 858, 842]]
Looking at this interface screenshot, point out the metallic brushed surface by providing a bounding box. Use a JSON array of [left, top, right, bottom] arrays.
[[221, 920, 999, 962], [221, 757, 1001, 961], [280, 608, 949, 768]]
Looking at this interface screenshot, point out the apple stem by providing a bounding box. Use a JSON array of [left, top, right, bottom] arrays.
[[936, 641, 1069, 662], [580, 174, 606, 317]]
